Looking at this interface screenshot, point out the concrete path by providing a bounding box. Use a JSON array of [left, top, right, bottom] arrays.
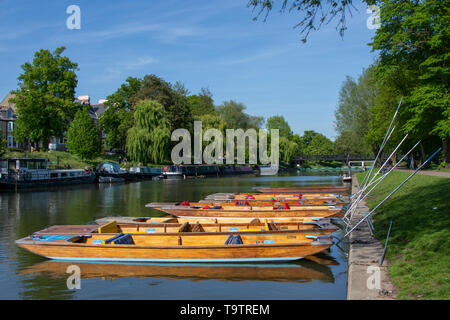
[[395, 169, 450, 178], [346, 175, 398, 300]]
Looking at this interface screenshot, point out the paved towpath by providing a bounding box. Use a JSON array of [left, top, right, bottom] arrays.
[[395, 169, 450, 178], [346, 175, 398, 300]]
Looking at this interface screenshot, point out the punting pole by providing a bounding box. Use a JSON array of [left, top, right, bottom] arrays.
[[379, 220, 393, 266], [341, 141, 420, 231], [344, 134, 410, 221], [358, 125, 396, 192], [344, 134, 409, 223], [359, 97, 403, 190], [365, 134, 409, 189], [357, 140, 422, 204], [338, 147, 441, 243]]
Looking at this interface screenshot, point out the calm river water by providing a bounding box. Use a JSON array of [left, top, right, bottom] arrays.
[[0, 172, 349, 299]]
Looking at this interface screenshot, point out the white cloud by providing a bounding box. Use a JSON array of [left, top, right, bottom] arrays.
[[219, 47, 291, 65]]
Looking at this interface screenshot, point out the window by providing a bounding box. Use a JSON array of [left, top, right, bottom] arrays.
[[7, 122, 13, 132]]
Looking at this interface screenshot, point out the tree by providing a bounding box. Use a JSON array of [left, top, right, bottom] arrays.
[[0, 138, 6, 157], [134, 74, 193, 131], [266, 115, 300, 164], [301, 130, 334, 155], [66, 107, 101, 160], [247, 0, 360, 42], [188, 88, 216, 119], [369, 0, 450, 165], [266, 115, 293, 138], [215, 100, 264, 129], [279, 137, 301, 164], [126, 100, 172, 164], [99, 77, 141, 151], [11, 47, 78, 151], [334, 67, 377, 155]]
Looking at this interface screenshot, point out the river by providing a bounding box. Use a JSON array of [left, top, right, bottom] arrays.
[[0, 172, 349, 299]]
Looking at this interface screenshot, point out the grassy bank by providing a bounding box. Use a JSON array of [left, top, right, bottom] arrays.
[[4, 151, 122, 169], [356, 171, 450, 299]]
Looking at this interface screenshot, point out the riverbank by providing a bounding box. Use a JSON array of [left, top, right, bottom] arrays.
[[353, 171, 450, 299], [347, 174, 398, 300], [4, 150, 121, 169]]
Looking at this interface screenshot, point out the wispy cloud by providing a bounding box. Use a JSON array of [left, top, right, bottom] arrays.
[[90, 55, 159, 82], [122, 56, 159, 70], [219, 47, 291, 65], [62, 21, 205, 45]]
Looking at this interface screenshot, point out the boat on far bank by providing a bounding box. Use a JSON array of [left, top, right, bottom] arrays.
[[0, 158, 95, 190]]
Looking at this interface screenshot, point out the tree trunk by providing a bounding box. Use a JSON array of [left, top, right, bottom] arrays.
[[372, 147, 383, 166], [390, 150, 397, 166], [443, 137, 450, 168], [419, 142, 425, 166]]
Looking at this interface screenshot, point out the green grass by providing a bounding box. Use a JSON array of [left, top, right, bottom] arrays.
[[427, 163, 450, 173], [356, 171, 450, 299], [4, 151, 122, 169]]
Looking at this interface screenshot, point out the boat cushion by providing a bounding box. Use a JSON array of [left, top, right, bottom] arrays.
[[224, 234, 243, 245], [98, 221, 118, 234], [104, 233, 134, 245], [32, 235, 73, 241]]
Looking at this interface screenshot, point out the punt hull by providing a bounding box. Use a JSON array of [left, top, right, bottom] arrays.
[[16, 241, 332, 263], [95, 216, 334, 225], [158, 208, 343, 218], [146, 200, 346, 208], [255, 187, 349, 194], [205, 193, 349, 201]]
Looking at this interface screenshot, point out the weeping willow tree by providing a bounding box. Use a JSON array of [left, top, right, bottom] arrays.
[[126, 100, 172, 165]]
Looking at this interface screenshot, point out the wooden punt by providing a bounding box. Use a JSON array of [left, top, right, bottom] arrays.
[[95, 215, 335, 225], [34, 219, 339, 236], [205, 193, 349, 201], [152, 205, 344, 218], [21, 260, 335, 283], [255, 186, 349, 193], [16, 231, 334, 263], [146, 199, 347, 208]]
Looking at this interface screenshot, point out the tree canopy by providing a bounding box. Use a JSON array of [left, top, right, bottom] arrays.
[[216, 100, 264, 130], [188, 88, 215, 119], [126, 100, 172, 165], [66, 107, 101, 160], [247, 0, 360, 42], [100, 77, 141, 151], [134, 74, 193, 131], [11, 46, 78, 150]]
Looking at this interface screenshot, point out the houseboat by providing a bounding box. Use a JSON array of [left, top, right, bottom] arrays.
[[0, 158, 95, 190], [96, 161, 128, 182], [161, 165, 220, 179]]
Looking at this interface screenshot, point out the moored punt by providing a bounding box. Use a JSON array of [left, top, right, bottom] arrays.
[[16, 231, 333, 263], [146, 199, 347, 208], [255, 186, 349, 193], [205, 193, 349, 201], [152, 205, 344, 219], [33, 219, 338, 236], [95, 215, 335, 226]]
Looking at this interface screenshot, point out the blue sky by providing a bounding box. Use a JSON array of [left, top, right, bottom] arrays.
[[0, 0, 378, 139]]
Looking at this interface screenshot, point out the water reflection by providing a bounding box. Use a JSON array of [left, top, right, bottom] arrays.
[[21, 257, 336, 284]]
